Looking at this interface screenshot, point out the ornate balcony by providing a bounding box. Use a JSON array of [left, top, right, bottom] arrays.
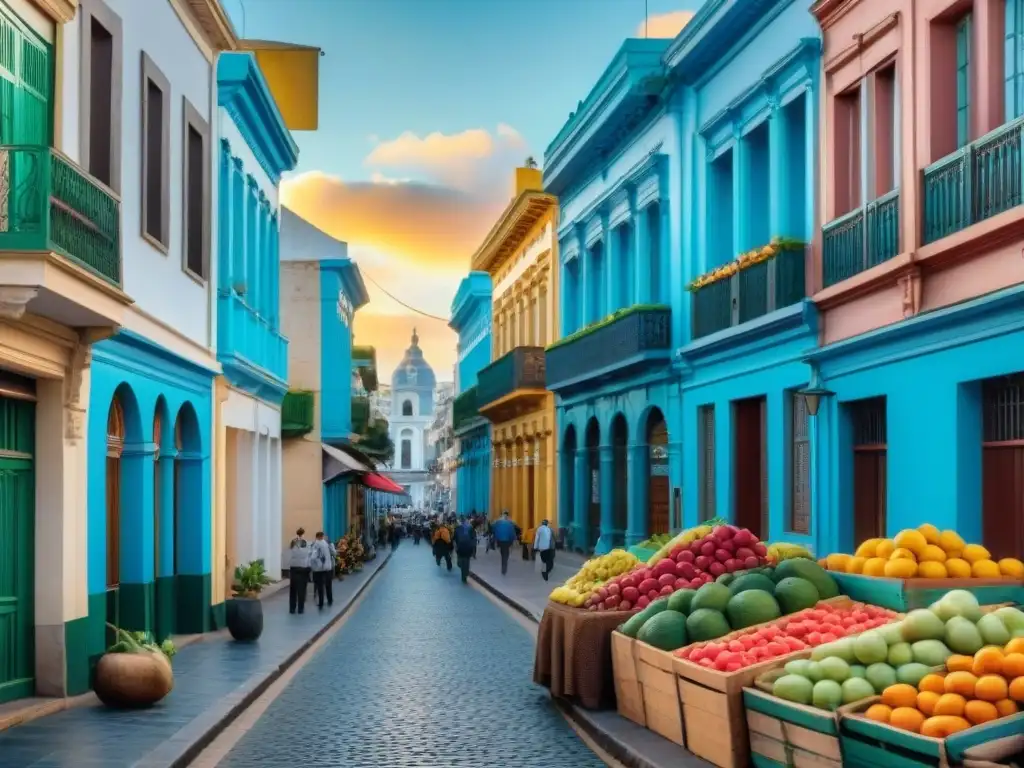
[[476, 346, 546, 423], [923, 118, 1024, 244], [217, 292, 288, 394], [691, 248, 806, 339], [452, 386, 485, 434], [822, 190, 900, 287], [351, 395, 370, 434], [546, 305, 671, 391], [281, 390, 314, 438], [0, 144, 130, 326]]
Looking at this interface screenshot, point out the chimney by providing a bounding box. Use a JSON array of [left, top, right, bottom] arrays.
[[515, 166, 543, 196]]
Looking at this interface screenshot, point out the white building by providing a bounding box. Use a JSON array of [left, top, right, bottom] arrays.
[[388, 329, 436, 506]]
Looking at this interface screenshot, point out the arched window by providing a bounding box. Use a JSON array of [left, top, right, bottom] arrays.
[[402, 400, 413, 416], [401, 439, 412, 468]]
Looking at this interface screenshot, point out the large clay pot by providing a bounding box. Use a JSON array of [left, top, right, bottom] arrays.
[[226, 596, 264, 641], [94, 651, 173, 708]]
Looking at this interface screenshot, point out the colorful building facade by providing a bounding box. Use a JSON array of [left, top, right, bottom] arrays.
[[473, 168, 558, 531], [543, 39, 680, 553], [449, 272, 492, 516]]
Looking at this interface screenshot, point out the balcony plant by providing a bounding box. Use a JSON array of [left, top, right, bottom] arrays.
[[94, 625, 176, 708], [546, 303, 669, 351], [227, 559, 273, 642], [686, 236, 804, 292]]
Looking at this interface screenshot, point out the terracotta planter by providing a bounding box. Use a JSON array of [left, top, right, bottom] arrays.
[[94, 650, 173, 708], [226, 597, 263, 642]]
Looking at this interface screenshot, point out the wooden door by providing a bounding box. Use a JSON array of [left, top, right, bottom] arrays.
[[648, 418, 670, 535], [851, 397, 887, 544], [982, 376, 1024, 560], [733, 398, 766, 539]]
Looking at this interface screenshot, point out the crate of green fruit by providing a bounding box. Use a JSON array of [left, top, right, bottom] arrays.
[[829, 573, 1024, 612], [744, 677, 843, 768]]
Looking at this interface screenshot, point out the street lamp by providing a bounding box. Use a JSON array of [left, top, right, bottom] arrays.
[[796, 364, 834, 418]]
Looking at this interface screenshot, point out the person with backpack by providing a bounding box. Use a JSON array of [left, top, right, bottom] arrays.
[[453, 516, 476, 584], [432, 522, 453, 571], [492, 511, 517, 576], [309, 531, 334, 609]]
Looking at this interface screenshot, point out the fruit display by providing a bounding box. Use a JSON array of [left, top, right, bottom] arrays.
[[677, 601, 899, 671], [548, 549, 639, 607], [860, 607, 1024, 737], [593, 525, 771, 613], [766, 542, 815, 564], [646, 518, 728, 565], [820, 524, 1024, 580]]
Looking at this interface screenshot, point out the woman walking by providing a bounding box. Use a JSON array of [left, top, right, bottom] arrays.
[[309, 532, 335, 609]]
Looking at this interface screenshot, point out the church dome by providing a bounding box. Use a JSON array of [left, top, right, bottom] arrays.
[[391, 328, 436, 390]]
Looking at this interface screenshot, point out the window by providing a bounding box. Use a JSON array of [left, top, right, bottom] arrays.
[[834, 86, 862, 216], [782, 94, 808, 238], [647, 203, 662, 303], [182, 98, 210, 281], [956, 14, 972, 148], [616, 223, 633, 309], [587, 242, 604, 324], [698, 405, 716, 522], [80, 0, 122, 190], [402, 400, 413, 416], [1007, 0, 1024, 120], [707, 150, 734, 269], [140, 53, 170, 248], [744, 121, 770, 249], [873, 65, 898, 196], [788, 392, 811, 534], [401, 439, 411, 469]]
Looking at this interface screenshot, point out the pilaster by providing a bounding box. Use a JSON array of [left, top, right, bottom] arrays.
[[573, 451, 589, 551], [595, 445, 616, 554], [626, 443, 646, 545], [768, 98, 788, 237]]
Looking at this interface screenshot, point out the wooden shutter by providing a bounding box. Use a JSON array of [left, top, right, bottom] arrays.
[[789, 393, 811, 534], [957, 14, 972, 147], [698, 405, 716, 522]]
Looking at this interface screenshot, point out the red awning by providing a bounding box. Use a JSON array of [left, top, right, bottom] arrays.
[[360, 472, 406, 495]]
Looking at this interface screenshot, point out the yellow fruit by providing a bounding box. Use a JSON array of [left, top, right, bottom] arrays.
[[995, 699, 1019, 717], [865, 703, 893, 723], [945, 671, 978, 698], [919, 674, 947, 694], [884, 558, 918, 578], [919, 545, 947, 563], [918, 523, 940, 545], [917, 691, 941, 716], [962, 544, 991, 564], [876, 539, 896, 559], [934, 692, 967, 716], [855, 538, 882, 558], [1011, 677, 1024, 702], [972, 559, 1001, 579], [846, 556, 866, 574], [890, 548, 917, 562], [973, 647, 1005, 676], [826, 553, 852, 572], [946, 655, 975, 673], [998, 558, 1024, 579], [964, 700, 999, 725], [894, 529, 928, 557], [863, 557, 888, 577], [939, 530, 966, 554], [921, 715, 971, 737], [946, 558, 972, 578], [975, 675, 1008, 702], [890, 707, 926, 733], [918, 561, 948, 579], [882, 684, 920, 709], [817, 558, 828, 569]]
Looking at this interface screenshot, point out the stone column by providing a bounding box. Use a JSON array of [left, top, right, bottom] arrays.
[[768, 99, 788, 239], [597, 445, 615, 554], [269, 436, 282, 578], [626, 443, 647, 545], [119, 441, 157, 633], [573, 451, 588, 551], [634, 206, 649, 303]]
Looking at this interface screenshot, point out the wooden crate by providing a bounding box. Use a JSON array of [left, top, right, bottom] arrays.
[[635, 639, 686, 746], [610, 631, 645, 727], [829, 573, 1024, 611], [743, 687, 843, 768]]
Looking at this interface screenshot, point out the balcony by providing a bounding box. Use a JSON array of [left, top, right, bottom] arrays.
[[452, 386, 484, 433], [0, 144, 130, 326], [923, 118, 1024, 245], [822, 190, 900, 288], [351, 395, 370, 434], [546, 305, 671, 391], [692, 247, 806, 339], [352, 345, 378, 392], [281, 390, 314, 438], [217, 292, 288, 394], [476, 346, 547, 423]]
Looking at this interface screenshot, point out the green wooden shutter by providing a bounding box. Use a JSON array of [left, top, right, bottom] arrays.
[[957, 14, 972, 148], [1008, 0, 1024, 120], [0, 5, 52, 146]]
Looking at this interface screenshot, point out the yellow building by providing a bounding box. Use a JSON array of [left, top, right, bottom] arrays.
[[472, 168, 558, 531]]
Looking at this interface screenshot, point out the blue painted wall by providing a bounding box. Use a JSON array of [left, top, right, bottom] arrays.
[[319, 259, 368, 442]]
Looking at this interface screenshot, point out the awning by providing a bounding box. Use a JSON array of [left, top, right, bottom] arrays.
[[360, 472, 406, 495], [322, 443, 374, 483]]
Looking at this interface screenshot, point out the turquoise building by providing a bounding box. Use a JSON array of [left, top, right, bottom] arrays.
[[449, 272, 492, 516], [544, 39, 681, 553], [669, 1, 822, 551]]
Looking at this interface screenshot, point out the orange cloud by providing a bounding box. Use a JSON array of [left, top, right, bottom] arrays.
[[353, 312, 456, 386], [637, 10, 695, 38]]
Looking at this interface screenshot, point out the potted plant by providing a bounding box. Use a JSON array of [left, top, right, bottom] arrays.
[[227, 559, 272, 642], [94, 626, 176, 708]]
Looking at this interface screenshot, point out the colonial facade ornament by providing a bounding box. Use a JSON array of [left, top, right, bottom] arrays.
[[0, 287, 38, 319]]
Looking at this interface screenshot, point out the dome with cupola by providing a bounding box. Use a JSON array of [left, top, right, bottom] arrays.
[[391, 328, 437, 390]]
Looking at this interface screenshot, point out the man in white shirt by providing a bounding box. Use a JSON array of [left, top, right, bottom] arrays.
[[533, 519, 556, 581]]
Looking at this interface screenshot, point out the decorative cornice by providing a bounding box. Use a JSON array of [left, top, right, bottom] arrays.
[[321, 258, 370, 310], [32, 0, 77, 23], [184, 0, 238, 51], [449, 272, 493, 332], [470, 191, 557, 274], [217, 52, 299, 185]]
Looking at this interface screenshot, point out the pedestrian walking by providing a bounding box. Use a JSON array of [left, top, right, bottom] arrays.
[[390, 521, 400, 550], [453, 516, 476, 584], [492, 511, 516, 576], [287, 527, 311, 614], [432, 523, 453, 571], [534, 519, 556, 581], [310, 531, 334, 609]]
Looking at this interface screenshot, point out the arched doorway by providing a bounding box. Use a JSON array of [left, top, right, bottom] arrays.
[[152, 398, 175, 640], [585, 418, 600, 550], [562, 425, 576, 549], [611, 414, 628, 543], [173, 402, 203, 633], [646, 408, 670, 535], [105, 396, 124, 645]]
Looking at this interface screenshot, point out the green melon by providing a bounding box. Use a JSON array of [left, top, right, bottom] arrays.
[[637, 610, 688, 651], [725, 589, 782, 630], [728, 573, 777, 597], [773, 558, 839, 599], [667, 589, 696, 615], [691, 582, 732, 613], [686, 608, 731, 642], [774, 577, 821, 614]]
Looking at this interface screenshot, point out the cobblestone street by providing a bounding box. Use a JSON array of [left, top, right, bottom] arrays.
[[216, 544, 604, 768]]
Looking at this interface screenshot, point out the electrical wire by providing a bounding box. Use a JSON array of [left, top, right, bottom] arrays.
[[359, 269, 451, 324]]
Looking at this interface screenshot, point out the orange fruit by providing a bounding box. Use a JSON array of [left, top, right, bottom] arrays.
[[995, 699, 1019, 717], [890, 707, 926, 733], [1004, 638, 1024, 655], [944, 671, 978, 697], [946, 655, 974, 673], [934, 693, 966, 717], [865, 703, 893, 723], [964, 700, 999, 725], [882, 684, 920, 709], [973, 647, 1005, 676], [918, 674, 946, 694], [976, 675, 1009, 702], [1003, 652, 1024, 678], [921, 715, 971, 738], [917, 690, 940, 716], [1010, 677, 1024, 702]]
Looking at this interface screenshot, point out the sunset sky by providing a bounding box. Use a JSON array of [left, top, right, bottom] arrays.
[[226, 0, 699, 382]]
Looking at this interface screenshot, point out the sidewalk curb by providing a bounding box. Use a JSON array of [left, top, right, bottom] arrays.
[[134, 552, 393, 768], [468, 571, 542, 623]]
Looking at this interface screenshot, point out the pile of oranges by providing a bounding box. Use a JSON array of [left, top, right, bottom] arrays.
[[864, 638, 1024, 737]]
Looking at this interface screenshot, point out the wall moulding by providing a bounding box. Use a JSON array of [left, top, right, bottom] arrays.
[[823, 12, 900, 76]]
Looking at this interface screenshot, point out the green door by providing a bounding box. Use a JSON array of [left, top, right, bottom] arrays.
[[0, 397, 35, 704]]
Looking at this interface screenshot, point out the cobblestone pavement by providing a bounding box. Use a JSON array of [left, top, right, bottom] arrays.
[[217, 545, 604, 768]]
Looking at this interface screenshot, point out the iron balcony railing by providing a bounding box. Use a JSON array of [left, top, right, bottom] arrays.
[[217, 292, 288, 382], [281, 390, 314, 438], [546, 305, 671, 389], [923, 117, 1024, 244], [351, 396, 370, 434], [691, 249, 806, 340], [452, 386, 480, 432], [0, 144, 121, 284], [822, 189, 900, 288], [476, 346, 546, 408]]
